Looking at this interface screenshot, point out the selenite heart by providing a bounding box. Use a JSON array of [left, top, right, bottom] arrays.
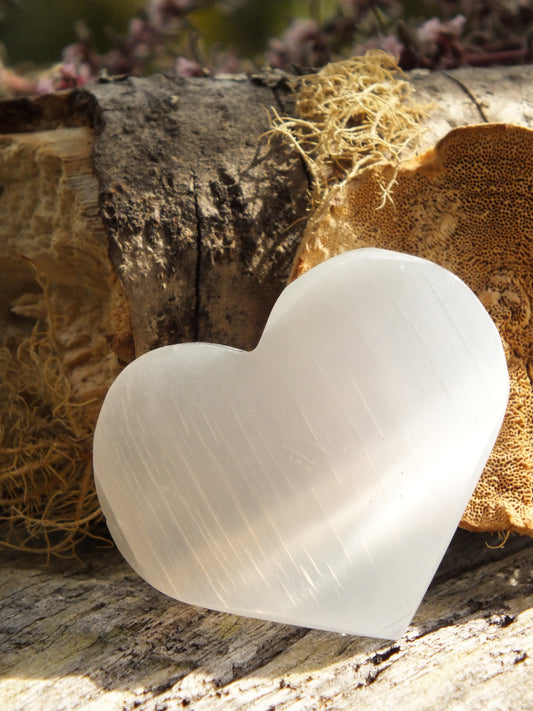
[[93, 248, 509, 640]]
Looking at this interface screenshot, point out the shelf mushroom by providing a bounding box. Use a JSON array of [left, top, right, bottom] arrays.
[[291, 123, 533, 536]]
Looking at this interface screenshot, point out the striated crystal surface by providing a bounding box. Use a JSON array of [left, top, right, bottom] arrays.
[[93, 248, 509, 639]]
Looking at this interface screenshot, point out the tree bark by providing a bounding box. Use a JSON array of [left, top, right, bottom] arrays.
[[2, 65, 533, 709], [0, 72, 309, 422]]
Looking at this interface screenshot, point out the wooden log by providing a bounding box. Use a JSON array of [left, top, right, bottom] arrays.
[[0, 73, 309, 421], [2, 65, 533, 708], [0, 71, 308, 551], [3, 65, 533, 419]]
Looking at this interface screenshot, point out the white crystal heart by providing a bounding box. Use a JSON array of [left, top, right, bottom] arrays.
[[94, 248, 509, 640]]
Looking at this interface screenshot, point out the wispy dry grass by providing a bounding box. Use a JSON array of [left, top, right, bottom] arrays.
[[0, 268, 107, 558]]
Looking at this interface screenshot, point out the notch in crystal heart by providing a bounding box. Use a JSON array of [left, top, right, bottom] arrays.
[[93, 248, 509, 640]]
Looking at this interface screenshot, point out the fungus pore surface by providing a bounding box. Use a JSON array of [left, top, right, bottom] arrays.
[[292, 123, 533, 536]]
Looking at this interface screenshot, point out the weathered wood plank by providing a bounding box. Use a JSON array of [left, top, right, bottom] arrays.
[[1, 531, 532, 709]]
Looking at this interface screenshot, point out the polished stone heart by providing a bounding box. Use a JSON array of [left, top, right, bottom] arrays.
[[93, 249, 509, 639]]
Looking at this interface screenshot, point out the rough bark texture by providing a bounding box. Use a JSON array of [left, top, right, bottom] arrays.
[[2, 65, 533, 709], [89, 73, 309, 355]]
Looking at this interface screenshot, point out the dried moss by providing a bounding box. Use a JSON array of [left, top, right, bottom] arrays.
[[0, 272, 107, 558], [270, 51, 429, 207]]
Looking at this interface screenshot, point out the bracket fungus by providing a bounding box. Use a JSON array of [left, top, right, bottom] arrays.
[[291, 122, 533, 536]]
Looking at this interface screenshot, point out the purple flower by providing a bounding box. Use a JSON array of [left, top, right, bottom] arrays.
[[175, 56, 206, 77], [416, 15, 466, 57], [147, 0, 207, 29], [267, 18, 329, 69], [352, 34, 404, 59]]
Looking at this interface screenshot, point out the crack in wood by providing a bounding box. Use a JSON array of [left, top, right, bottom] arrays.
[[271, 86, 287, 115], [442, 72, 489, 123], [192, 170, 202, 342]]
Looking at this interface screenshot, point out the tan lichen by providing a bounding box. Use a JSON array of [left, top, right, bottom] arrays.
[[291, 123, 533, 536], [269, 51, 429, 208], [0, 272, 106, 557]]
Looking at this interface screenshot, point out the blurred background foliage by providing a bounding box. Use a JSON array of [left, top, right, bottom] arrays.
[[0, 0, 145, 63], [0, 0, 336, 64], [0, 0, 531, 95]]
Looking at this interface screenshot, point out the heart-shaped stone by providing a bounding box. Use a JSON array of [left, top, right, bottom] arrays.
[[94, 248, 509, 639]]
